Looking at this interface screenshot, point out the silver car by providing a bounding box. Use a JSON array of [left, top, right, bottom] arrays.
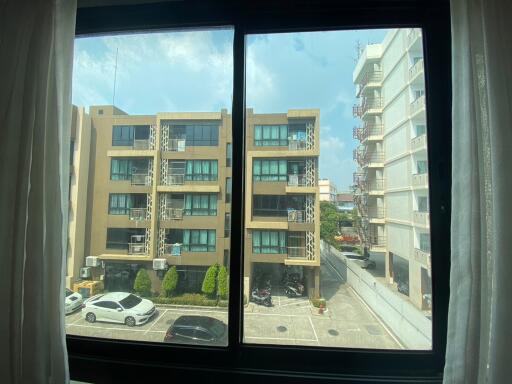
[[82, 292, 156, 327], [65, 288, 84, 314]]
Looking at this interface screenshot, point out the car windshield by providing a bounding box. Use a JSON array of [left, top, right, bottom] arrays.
[[208, 319, 226, 338], [65, 289, 73, 297], [119, 294, 142, 309]]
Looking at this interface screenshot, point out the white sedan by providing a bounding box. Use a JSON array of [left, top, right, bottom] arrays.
[[65, 288, 83, 314], [82, 292, 156, 327]]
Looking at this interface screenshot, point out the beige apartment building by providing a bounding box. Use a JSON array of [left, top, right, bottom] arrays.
[[68, 106, 320, 297], [352, 28, 431, 310], [318, 179, 338, 202]]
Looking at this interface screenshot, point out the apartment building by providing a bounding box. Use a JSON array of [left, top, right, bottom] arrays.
[[319, 179, 338, 202], [336, 192, 355, 212], [352, 28, 431, 310], [244, 109, 321, 298], [70, 106, 320, 297]]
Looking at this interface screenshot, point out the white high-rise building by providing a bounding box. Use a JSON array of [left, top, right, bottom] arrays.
[[319, 179, 338, 202], [352, 28, 431, 310]]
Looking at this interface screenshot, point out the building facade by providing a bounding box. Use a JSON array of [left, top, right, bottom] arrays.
[[335, 192, 355, 212], [69, 106, 320, 298], [352, 28, 431, 310], [319, 179, 337, 202]]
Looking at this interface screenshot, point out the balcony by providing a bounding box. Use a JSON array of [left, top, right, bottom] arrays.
[[287, 209, 306, 223], [129, 208, 148, 221], [287, 174, 308, 187], [353, 97, 384, 118], [366, 178, 385, 193], [288, 139, 308, 151], [414, 247, 430, 266], [131, 173, 151, 186], [167, 139, 186, 152], [367, 206, 385, 220], [413, 211, 430, 227], [356, 70, 383, 97], [164, 243, 182, 256], [409, 59, 424, 82], [287, 246, 306, 259], [362, 151, 385, 167], [412, 173, 428, 188], [369, 235, 386, 251], [167, 174, 185, 185], [353, 127, 364, 141], [128, 242, 146, 255], [410, 95, 426, 116], [133, 139, 150, 150], [411, 133, 427, 152], [162, 207, 183, 220], [353, 124, 384, 143]]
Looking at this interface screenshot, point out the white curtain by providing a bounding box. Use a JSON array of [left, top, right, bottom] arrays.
[[0, 0, 77, 383], [445, 0, 512, 383]]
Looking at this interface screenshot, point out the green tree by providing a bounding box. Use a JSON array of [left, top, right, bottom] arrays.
[[133, 268, 152, 297], [161, 266, 179, 297], [202, 263, 219, 297], [217, 265, 229, 300]]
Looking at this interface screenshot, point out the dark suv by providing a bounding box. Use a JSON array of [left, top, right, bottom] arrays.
[[164, 316, 227, 346]]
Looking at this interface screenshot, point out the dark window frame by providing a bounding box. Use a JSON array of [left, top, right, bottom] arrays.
[[70, 1, 451, 383]]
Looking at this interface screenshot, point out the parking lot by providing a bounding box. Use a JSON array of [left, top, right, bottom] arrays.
[[66, 261, 401, 349]]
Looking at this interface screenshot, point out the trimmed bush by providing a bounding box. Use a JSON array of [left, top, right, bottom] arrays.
[[310, 298, 327, 308], [218, 300, 228, 308], [133, 269, 152, 297], [151, 293, 217, 307], [217, 266, 229, 300], [161, 266, 179, 297], [202, 263, 219, 297]]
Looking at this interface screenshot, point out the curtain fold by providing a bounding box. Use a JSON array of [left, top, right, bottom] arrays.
[[0, 0, 77, 383], [445, 0, 512, 383]]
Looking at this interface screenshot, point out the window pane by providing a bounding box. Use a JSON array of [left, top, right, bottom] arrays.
[[244, 28, 431, 350], [67, 28, 233, 345]]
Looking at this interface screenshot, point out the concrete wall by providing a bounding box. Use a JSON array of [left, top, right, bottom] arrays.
[[321, 241, 431, 349]]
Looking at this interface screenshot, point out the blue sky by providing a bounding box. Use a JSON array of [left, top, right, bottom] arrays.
[[72, 28, 388, 191]]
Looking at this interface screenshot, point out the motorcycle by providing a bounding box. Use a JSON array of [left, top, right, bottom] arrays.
[[250, 288, 273, 307], [284, 281, 305, 298]]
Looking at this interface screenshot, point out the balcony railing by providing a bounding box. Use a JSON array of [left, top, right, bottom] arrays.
[[287, 210, 306, 223], [367, 206, 385, 219], [411, 133, 427, 151], [412, 173, 428, 188], [162, 207, 183, 220], [133, 139, 150, 150], [357, 70, 383, 96], [164, 243, 182, 256], [353, 97, 384, 118], [355, 151, 385, 167], [369, 235, 386, 248], [168, 139, 186, 152], [128, 242, 146, 255], [287, 174, 308, 187], [287, 246, 306, 259], [129, 208, 148, 221], [413, 211, 430, 227], [131, 173, 151, 186], [409, 59, 424, 81], [367, 178, 385, 191], [410, 94, 426, 115], [166, 174, 185, 185], [288, 139, 308, 151], [414, 247, 430, 265]]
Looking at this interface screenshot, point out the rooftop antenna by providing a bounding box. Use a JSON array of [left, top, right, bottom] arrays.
[[112, 47, 119, 107]]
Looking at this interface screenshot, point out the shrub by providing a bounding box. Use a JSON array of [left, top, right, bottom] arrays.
[[151, 293, 217, 307], [218, 300, 228, 308], [161, 266, 179, 297], [310, 298, 327, 308], [217, 266, 229, 300], [133, 269, 152, 297], [202, 263, 219, 297]]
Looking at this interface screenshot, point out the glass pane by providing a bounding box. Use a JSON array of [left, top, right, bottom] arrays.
[[67, 28, 233, 345], [244, 28, 431, 350]]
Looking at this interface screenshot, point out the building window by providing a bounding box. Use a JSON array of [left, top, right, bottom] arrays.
[[420, 233, 431, 252], [253, 195, 305, 217], [110, 158, 149, 180], [108, 194, 147, 215], [224, 213, 231, 238], [252, 230, 287, 254], [417, 160, 428, 174], [168, 124, 219, 146], [225, 177, 232, 203], [418, 196, 429, 212], [185, 160, 218, 181], [106, 228, 145, 250], [254, 124, 288, 146], [253, 159, 287, 181], [226, 143, 232, 167], [183, 194, 217, 216], [183, 229, 216, 252], [112, 125, 134, 146]]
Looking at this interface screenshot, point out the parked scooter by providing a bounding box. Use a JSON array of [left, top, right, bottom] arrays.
[[250, 288, 273, 307], [284, 281, 305, 298]]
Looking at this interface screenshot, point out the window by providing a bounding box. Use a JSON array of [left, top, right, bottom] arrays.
[[253, 159, 287, 181], [224, 213, 231, 238], [254, 125, 288, 146], [417, 160, 428, 174], [106, 228, 145, 251], [108, 193, 147, 215], [252, 230, 287, 254], [183, 229, 216, 252], [225, 177, 232, 203], [253, 195, 305, 217], [185, 160, 218, 181], [110, 158, 149, 180], [226, 143, 232, 167], [183, 194, 217, 216], [112, 125, 134, 146], [168, 124, 219, 146]]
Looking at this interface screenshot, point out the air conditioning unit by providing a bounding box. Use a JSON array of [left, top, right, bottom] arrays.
[[86, 256, 100, 267], [99, 274, 105, 281], [79, 267, 91, 279], [153, 258, 167, 271]]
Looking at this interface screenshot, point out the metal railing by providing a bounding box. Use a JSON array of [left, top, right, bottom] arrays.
[[287, 174, 308, 187], [162, 207, 183, 220], [288, 139, 308, 151], [129, 208, 148, 221], [167, 174, 185, 185], [287, 246, 306, 258], [357, 70, 383, 96], [353, 127, 364, 141], [168, 139, 186, 152], [410, 94, 426, 115], [353, 97, 384, 117], [366, 178, 385, 191], [131, 173, 151, 186], [133, 139, 150, 150], [409, 59, 424, 80], [369, 235, 386, 247], [412, 173, 428, 188], [413, 211, 430, 227], [164, 243, 182, 256], [411, 133, 427, 151], [287, 210, 306, 223], [128, 242, 146, 255]]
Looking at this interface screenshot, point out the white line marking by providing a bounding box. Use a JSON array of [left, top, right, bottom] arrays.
[[244, 312, 306, 318], [67, 324, 166, 333], [308, 316, 319, 343], [145, 309, 168, 335], [348, 286, 405, 349], [159, 308, 227, 315], [244, 336, 317, 342]]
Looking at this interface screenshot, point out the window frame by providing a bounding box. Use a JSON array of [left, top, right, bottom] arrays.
[[70, 1, 451, 383]]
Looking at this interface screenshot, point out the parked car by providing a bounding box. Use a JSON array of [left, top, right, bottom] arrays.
[[82, 292, 156, 326], [65, 288, 83, 314], [164, 315, 227, 346]]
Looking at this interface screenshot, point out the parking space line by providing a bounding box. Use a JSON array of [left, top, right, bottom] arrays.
[[308, 316, 319, 343], [157, 308, 227, 315], [245, 336, 317, 342], [67, 324, 166, 333], [245, 313, 300, 318], [145, 309, 168, 335]]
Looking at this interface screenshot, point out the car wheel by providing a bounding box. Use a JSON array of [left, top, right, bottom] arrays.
[[125, 316, 136, 327], [85, 312, 96, 323]]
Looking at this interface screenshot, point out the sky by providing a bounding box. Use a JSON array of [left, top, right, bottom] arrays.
[[72, 28, 389, 191]]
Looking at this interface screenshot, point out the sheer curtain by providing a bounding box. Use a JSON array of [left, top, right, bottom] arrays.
[[445, 0, 512, 383], [0, 0, 77, 383]]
